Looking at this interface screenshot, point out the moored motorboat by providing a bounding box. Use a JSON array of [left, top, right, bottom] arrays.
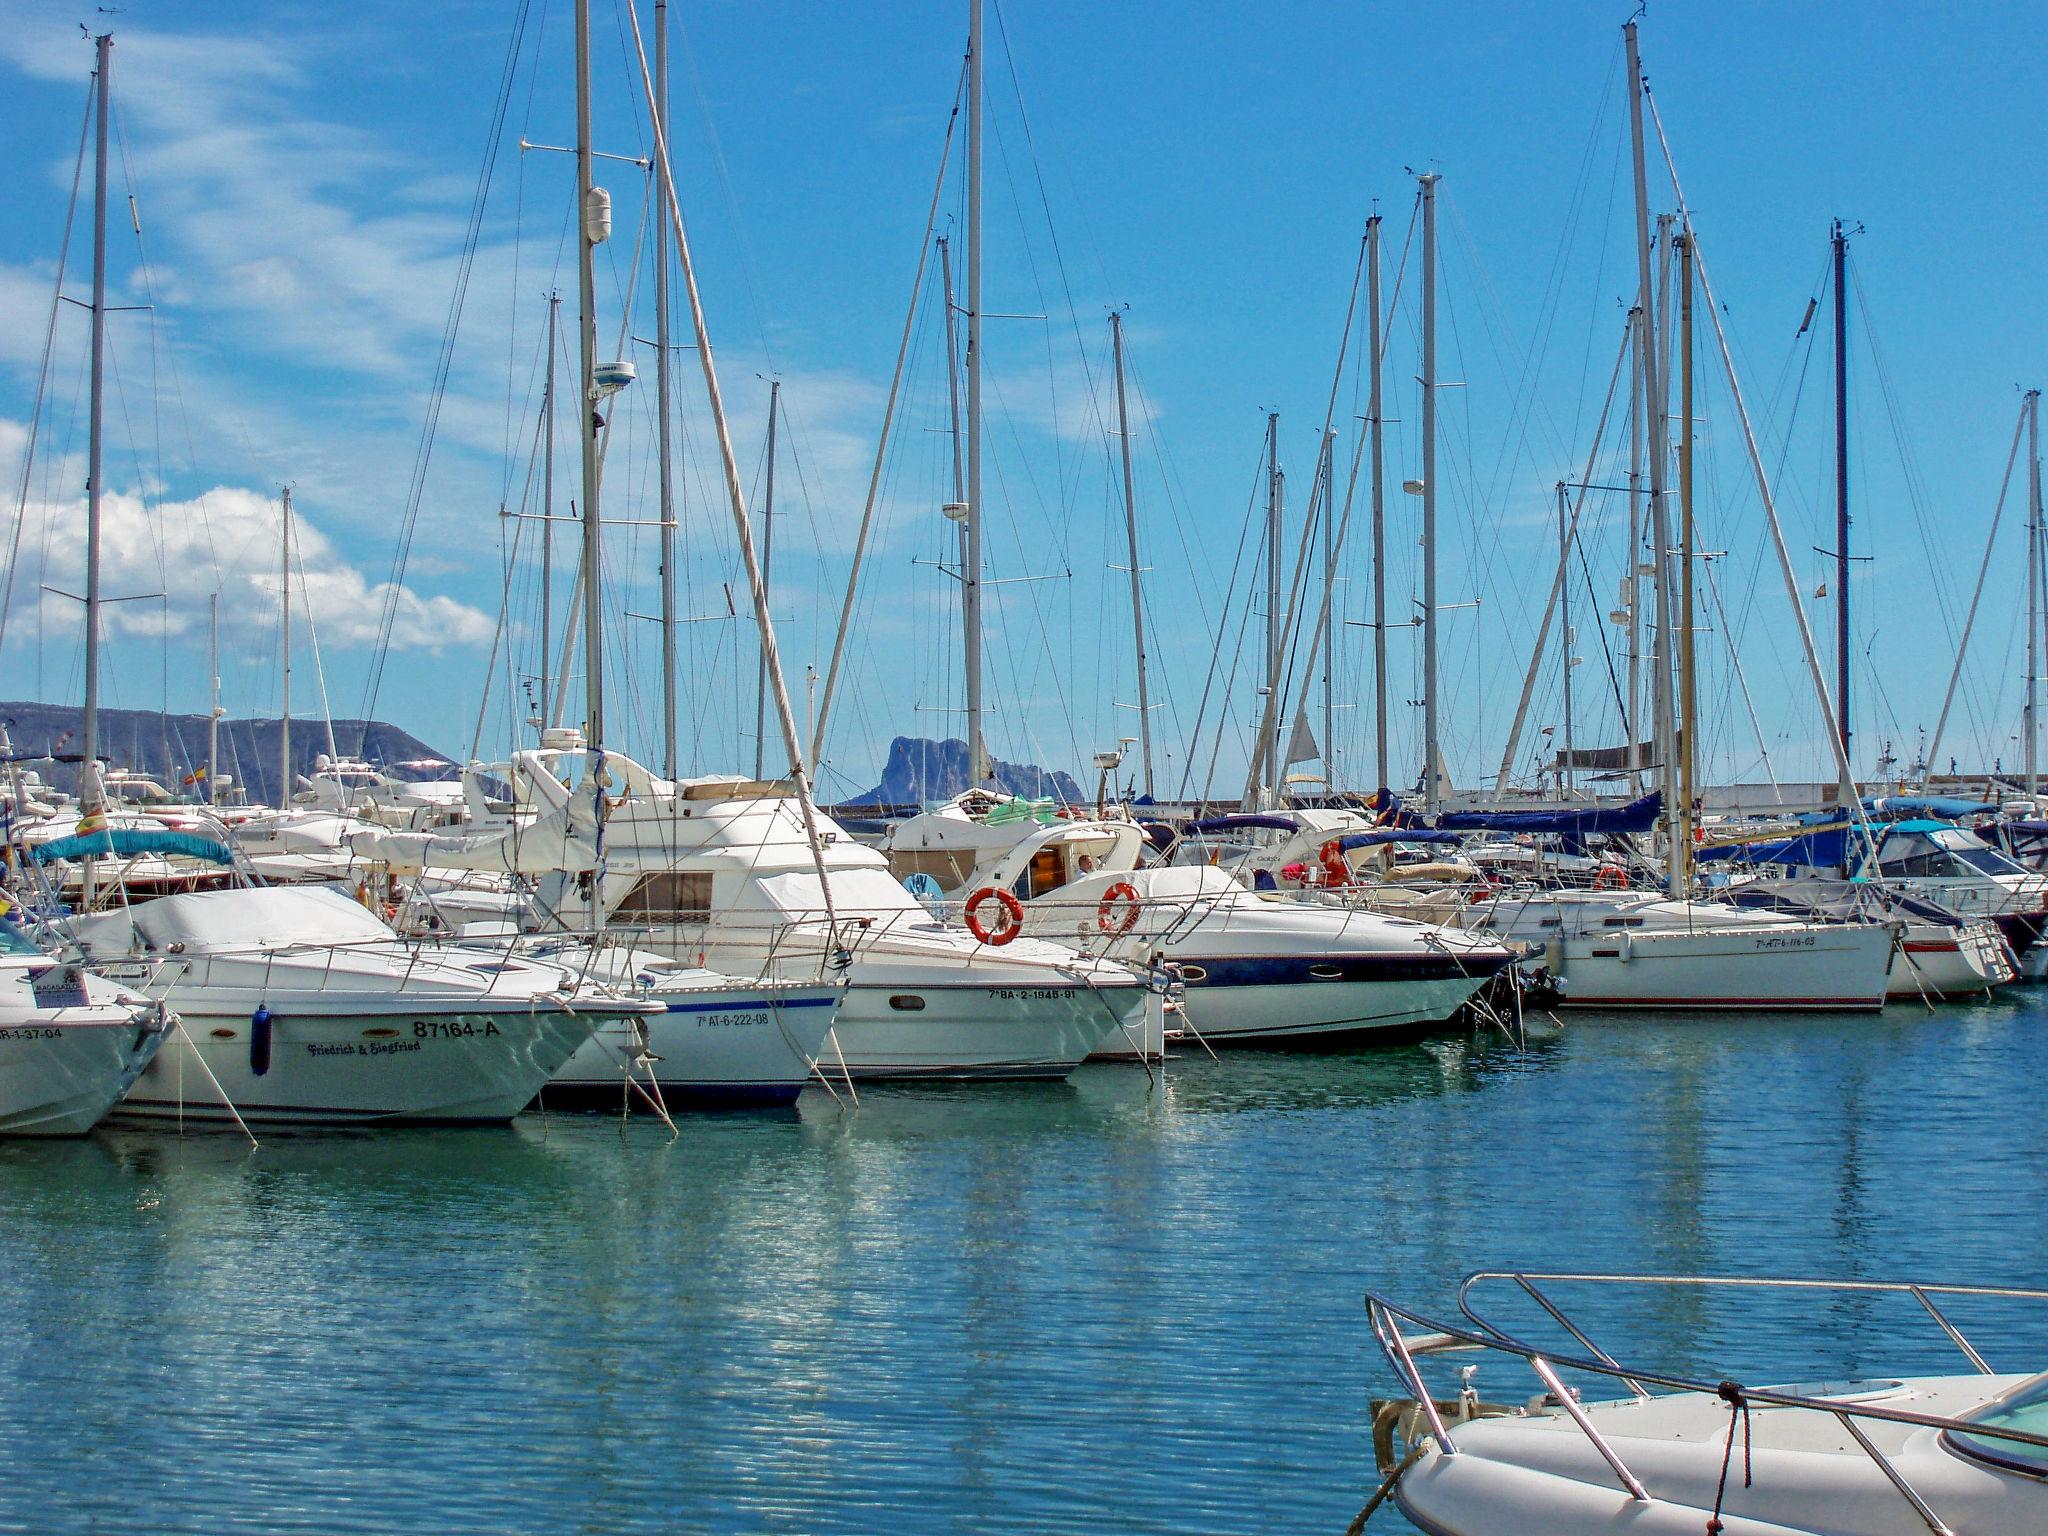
[[1365, 1272, 2048, 1536], [882, 796, 1513, 1048], [521, 942, 841, 1110], [74, 887, 653, 1126], [0, 920, 169, 1135]]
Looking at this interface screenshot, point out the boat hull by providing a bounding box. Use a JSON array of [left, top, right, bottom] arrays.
[[1541, 922, 1893, 1011], [115, 998, 603, 1126], [1887, 921, 2013, 1000], [824, 970, 1141, 1081], [0, 1010, 167, 1136], [1168, 952, 1511, 1046], [545, 984, 840, 1110]]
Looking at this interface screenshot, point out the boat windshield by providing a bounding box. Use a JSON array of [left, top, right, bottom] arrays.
[[0, 922, 41, 958], [1948, 1372, 2048, 1473], [1928, 828, 2028, 877]]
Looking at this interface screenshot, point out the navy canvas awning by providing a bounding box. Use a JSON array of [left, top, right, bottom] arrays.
[[1185, 814, 1301, 835], [1697, 823, 1852, 868], [1334, 829, 1463, 851], [1432, 791, 1662, 837], [1864, 794, 1997, 820]]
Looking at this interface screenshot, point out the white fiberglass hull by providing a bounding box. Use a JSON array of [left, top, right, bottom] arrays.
[[1020, 876, 1511, 1047], [116, 993, 604, 1125], [1170, 969, 1503, 1045], [1475, 895, 1894, 1012], [824, 963, 1143, 1081], [547, 975, 840, 1109], [1887, 920, 2013, 1000], [1540, 924, 1893, 1011], [1395, 1373, 2043, 1536], [0, 985, 168, 1136]]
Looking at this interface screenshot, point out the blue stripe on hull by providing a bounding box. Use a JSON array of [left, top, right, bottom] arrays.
[[1181, 952, 1508, 989]]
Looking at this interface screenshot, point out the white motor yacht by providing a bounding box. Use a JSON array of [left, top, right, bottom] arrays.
[[519, 941, 842, 1110], [0, 918, 169, 1135], [882, 796, 1514, 1048], [358, 752, 1149, 1082], [1365, 1272, 2048, 1536], [73, 886, 653, 1126]]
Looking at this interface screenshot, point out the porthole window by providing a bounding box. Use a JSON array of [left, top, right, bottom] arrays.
[[888, 994, 926, 1011]]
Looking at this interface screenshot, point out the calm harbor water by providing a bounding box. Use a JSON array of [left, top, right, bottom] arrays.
[[4, 993, 2046, 1535]]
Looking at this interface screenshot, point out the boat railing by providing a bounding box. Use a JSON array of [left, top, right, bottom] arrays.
[[1366, 1274, 2048, 1532]]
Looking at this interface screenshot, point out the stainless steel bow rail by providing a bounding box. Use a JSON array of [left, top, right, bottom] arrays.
[[1364, 1273, 2048, 1536]]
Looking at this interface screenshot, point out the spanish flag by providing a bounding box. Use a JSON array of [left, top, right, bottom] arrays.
[[75, 806, 108, 838], [182, 767, 207, 786]]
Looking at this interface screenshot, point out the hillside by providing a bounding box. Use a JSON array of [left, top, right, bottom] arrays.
[[848, 736, 1082, 808], [0, 700, 452, 803]]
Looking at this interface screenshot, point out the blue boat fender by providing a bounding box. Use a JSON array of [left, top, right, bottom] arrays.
[[250, 1003, 273, 1078]]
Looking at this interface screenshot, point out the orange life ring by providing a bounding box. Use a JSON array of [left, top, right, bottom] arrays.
[[1318, 838, 1352, 888], [1593, 863, 1629, 891], [963, 886, 1024, 946], [1096, 880, 1141, 935]]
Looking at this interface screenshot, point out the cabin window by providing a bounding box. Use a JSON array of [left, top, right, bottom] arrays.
[[888, 995, 926, 1011], [1028, 848, 1064, 898], [1878, 843, 1957, 880], [614, 871, 713, 922]]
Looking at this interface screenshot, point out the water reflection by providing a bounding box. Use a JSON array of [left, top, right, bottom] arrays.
[[0, 1000, 2043, 1534]]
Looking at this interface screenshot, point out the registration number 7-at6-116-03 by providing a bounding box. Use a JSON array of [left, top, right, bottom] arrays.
[[412, 1020, 503, 1039]]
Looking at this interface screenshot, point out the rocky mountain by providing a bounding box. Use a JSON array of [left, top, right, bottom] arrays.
[[0, 700, 452, 804], [848, 736, 1081, 808]]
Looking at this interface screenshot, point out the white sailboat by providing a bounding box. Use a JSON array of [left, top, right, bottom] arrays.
[[1459, 60, 1894, 1012]]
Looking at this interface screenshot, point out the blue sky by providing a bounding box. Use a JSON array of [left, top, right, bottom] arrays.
[[1, 0, 2042, 799]]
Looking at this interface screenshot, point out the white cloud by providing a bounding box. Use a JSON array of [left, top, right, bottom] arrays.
[[0, 418, 492, 654]]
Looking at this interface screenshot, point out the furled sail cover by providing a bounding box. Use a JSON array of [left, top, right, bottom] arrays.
[[347, 778, 603, 874], [1431, 791, 1662, 837]]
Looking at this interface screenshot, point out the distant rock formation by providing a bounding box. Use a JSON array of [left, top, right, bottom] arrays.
[[0, 700, 452, 804], [849, 736, 1081, 808]]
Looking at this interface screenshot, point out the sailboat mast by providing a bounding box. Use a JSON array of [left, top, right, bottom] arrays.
[[1832, 218, 1851, 762], [1677, 228, 1697, 893], [1626, 302, 1644, 795], [1320, 431, 1335, 788], [1419, 171, 1441, 816], [1558, 481, 1574, 798], [1366, 213, 1389, 793], [540, 292, 557, 731], [1109, 310, 1154, 798], [753, 381, 779, 781], [1624, 20, 1680, 897], [280, 486, 293, 803], [654, 0, 678, 779], [206, 593, 220, 805], [1264, 410, 1282, 799], [81, 32, 111, 814], [962, 0, 989, 785], [2030, 388, 2042, 797], [575, 0, 604, 752]]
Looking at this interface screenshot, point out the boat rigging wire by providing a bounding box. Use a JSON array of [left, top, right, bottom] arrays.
[[0, 83, 93, 660], [359, 0, 535, 742]]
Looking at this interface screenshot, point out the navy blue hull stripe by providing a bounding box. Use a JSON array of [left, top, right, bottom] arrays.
[[662, 995, 837, 1014], [1179, 952, 1508, 988]]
